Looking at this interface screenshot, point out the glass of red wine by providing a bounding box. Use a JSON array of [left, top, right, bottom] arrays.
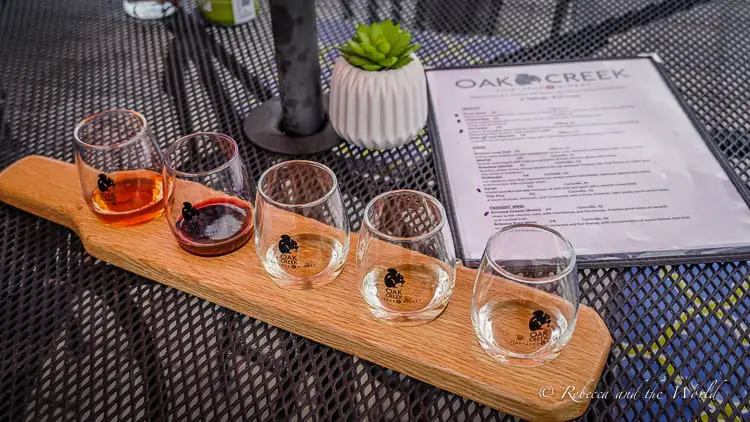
[[163, 132, 254, 256]]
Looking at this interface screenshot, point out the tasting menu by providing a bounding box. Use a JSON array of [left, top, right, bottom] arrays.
[[426, 56, 750, 266]]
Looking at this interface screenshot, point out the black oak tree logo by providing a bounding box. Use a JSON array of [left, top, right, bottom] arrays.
[[515, 73, 541, 85], [182, 202, 199, 221], [383, 268, 405, 288], [529, 310, 552, 331], [278, 235, 299, 254], [97, 173, 115, 192]]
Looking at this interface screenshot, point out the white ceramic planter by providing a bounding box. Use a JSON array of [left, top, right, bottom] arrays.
[[329, 55, 428, 150]]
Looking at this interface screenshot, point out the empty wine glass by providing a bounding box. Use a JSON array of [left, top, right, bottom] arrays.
[[471, 224, 579, 367], [255, 160, 350, 289], [358, 190, 456, 325]]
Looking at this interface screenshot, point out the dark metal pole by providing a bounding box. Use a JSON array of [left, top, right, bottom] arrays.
[[270, 0, 324, 136], [243, 0, 340, 154]]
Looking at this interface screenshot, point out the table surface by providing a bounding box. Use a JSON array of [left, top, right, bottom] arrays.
[[0, 0, 748, 421]]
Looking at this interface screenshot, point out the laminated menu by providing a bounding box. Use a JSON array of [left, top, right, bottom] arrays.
[[426, 56, 750, 265]]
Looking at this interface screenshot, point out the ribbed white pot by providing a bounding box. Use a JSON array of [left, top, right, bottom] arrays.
[[329, 55, 428, 150]]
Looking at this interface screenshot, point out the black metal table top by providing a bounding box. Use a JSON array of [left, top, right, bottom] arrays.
[[1, 0, 748, 421]]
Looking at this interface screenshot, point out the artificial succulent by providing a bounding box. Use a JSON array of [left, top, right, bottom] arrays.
[[338, 20, 422, 71]]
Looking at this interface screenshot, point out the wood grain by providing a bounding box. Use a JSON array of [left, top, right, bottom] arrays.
[[0, 156, 612, 421]]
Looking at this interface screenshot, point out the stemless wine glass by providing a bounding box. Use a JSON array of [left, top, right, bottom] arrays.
[[471, 224, 579, 367], [358, 190, 456, 325], [255, 160, 350, 289], [163, 132, 254, 256], [74, 109, 165, 226]]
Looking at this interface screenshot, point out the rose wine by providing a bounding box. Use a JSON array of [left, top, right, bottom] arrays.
[[174, 197, 253, 256], [90, 171, 164, 225]]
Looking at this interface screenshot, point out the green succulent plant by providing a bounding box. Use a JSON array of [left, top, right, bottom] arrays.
[[338, 20, 422, 71]]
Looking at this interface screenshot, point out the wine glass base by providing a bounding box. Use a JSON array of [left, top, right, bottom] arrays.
[[476, 339, 566, 367], [366, 304, 449, 327], [176, 231, 253, 257], [263, 263, 346, 290]]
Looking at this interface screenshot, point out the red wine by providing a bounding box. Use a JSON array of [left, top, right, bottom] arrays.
[[174, 197, 253, 256]]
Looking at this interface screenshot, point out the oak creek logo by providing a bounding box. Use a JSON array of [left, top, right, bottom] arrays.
[[509, 310, 553, 347], [278, 235, 299, 254], [96, 173, 117, 203], [384, 268, 405, 288], [381, 268, 423, 306], [179, 201, 204, 235], [97, 173, 115, 192], [454, 68, 629, 89], [278, 234, 302, 269], [181, 202, 199, 221], [382, 268, 409, 304], [515, 73, 541, 85], [526, 310, 552, 346], [529, 310, 552, 331]]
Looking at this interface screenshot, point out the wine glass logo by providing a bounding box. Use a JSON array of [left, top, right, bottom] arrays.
[[278, 235, 299, 254], [182, 202, 199, 221], [97, 173, 115, 192], [383, 268, 405, 288], [529, 310, 552, 331]]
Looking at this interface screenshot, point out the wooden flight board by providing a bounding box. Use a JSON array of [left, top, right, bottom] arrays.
[[0, 156, 612, 421]]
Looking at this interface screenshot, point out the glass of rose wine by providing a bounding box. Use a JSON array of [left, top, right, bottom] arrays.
[[74, 109, 165, 226], [163, 132, 254, 256]]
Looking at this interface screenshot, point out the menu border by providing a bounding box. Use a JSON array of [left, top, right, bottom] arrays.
[[426, 55, 750, 268]]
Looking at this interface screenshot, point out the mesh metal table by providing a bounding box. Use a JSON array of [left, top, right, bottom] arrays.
[[1, 0, 748, 420]]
